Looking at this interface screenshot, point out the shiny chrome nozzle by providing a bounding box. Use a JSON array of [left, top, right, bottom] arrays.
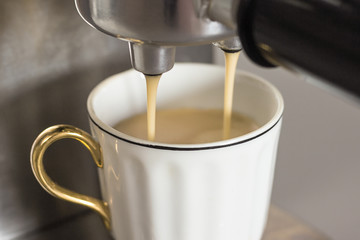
[[129, 43, 176, 75], [214, 36, 242, 52]]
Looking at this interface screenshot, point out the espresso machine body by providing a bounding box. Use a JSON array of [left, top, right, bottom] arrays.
[[76, 0, 360, 101], [75, 0, 242, 75]]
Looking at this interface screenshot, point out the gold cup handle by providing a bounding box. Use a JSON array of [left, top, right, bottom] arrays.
[[30, 124, 111, 230]]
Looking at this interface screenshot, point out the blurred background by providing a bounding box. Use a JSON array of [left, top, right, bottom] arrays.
[[0, 0, 359, 240]]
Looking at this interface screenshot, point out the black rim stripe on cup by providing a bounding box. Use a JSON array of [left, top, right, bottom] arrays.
[[88, 114, 283, 151]]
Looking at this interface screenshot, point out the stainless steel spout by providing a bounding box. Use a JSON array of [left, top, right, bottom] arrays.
[[129, 43, 176, 75]]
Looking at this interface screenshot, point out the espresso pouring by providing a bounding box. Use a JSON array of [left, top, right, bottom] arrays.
[[145, 74, 161, 141], [114, 51, 259, 144]]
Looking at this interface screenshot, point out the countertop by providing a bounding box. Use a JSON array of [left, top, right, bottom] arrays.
[[16, 205, 329, 240]]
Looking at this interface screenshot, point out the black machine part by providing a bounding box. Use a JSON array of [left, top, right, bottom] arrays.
[[237, 0, 360, 99]]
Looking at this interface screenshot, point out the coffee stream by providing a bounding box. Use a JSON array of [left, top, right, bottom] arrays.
[[126, 51, 244, 143], [223, 51, 240, 140], [145, 74, 161, 141]]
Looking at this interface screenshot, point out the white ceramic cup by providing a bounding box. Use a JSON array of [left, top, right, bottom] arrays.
[[31, 63, 284, 240]]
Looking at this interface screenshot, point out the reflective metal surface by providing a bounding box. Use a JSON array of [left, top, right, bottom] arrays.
[[0, 0, 212, 239], [75, 0, 236, 44], [213, 36, 242, 52], [208, 0, 240, 29], [129, 43, 176, 75], [0, 59, 120, 240], [75, 0, 240, 75]]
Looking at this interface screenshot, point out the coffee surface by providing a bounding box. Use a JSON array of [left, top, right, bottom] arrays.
[[113, 108, 259, 144]]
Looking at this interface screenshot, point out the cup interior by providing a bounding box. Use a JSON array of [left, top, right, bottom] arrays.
[[88, 63, 283, 147]]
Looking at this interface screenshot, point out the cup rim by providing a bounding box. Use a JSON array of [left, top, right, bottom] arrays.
[[87, 63, 284, 151]]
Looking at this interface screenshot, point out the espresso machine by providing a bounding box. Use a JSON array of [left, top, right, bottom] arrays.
[[75, 0, 360, 99]]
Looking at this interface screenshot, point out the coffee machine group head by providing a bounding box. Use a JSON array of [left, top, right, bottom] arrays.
[[75, 0, 242, 75], [75, 0, 360, 100]]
